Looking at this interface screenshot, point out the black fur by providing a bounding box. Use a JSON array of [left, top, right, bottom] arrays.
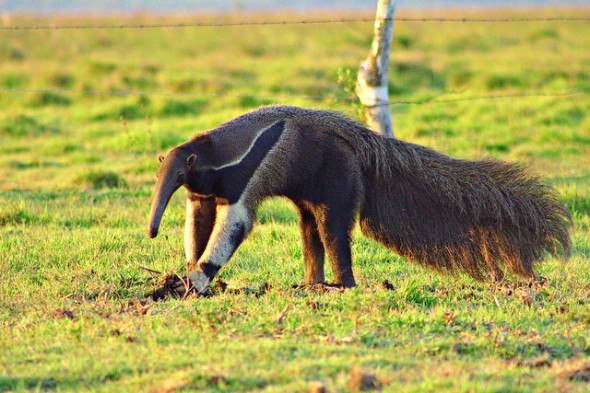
[[198, 261, 221, 280]]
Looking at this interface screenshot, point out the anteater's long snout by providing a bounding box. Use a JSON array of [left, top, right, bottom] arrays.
[[147, 197, 166, 239], [147, 227, 158, 239], [147, 174, 180, 240]]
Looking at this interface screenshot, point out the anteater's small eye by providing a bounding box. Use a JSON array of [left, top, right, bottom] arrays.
[[177, 173, 184, 183]]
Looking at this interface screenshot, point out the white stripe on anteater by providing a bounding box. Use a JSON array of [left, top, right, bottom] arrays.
[[213, 124, 278, 170]]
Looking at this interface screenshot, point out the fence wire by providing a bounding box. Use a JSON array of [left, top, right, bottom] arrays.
[[0, 87, 330, 101], [0, 86, 586, 106], [1, 16, 589, 31]]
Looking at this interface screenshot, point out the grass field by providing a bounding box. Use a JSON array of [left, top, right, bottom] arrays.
[[1, 7, 589, 392]]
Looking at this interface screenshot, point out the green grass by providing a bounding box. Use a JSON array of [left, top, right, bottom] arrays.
[[1, 7, 590, 392]]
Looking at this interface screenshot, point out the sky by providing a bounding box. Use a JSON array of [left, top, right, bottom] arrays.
[[0, 0, 587, 14]]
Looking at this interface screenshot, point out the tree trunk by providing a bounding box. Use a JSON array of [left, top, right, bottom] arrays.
[[356, 0, 397, 138]]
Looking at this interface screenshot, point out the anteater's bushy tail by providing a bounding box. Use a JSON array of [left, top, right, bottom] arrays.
[[330, 123, 572, 280]]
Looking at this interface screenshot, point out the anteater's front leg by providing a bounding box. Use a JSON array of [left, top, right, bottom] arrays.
[[173, 201, 254, 296], [184, 193, 216, 270]]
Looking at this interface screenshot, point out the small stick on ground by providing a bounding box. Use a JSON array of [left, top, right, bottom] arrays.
[[493, 295, 502, 308], [275, 304, 290, 324], [139, 266, 163, 275]]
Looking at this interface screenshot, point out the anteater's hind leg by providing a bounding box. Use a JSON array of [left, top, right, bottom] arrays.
[[295, 202, 326, 285], [315, 205, 357, 288]]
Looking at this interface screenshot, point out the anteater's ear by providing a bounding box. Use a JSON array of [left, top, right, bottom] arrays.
[[186, 154, 196, 168], [158, 154, 165, 163]]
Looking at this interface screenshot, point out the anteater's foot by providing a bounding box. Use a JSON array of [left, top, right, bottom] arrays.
[[149, 274, 211, 301]]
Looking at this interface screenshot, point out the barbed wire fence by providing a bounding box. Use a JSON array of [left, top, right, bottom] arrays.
[[1, 13, 589, 107], [2, 16, 590, 30], [1, 87, 585, 107]]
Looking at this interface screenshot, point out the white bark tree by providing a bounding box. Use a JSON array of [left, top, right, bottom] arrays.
[[356, 0, 397, 138]]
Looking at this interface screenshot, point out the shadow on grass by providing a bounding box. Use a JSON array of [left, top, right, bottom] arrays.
[[566, 194, 590, 217], [546, 174, 590, 216], [0, 376, 61, 391], [187, 373, 270, 391], [0, 375, 120, 391], [7, 160, 64, 169]]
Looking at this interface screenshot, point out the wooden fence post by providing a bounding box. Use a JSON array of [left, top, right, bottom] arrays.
[[356, 0, 397, 138]]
